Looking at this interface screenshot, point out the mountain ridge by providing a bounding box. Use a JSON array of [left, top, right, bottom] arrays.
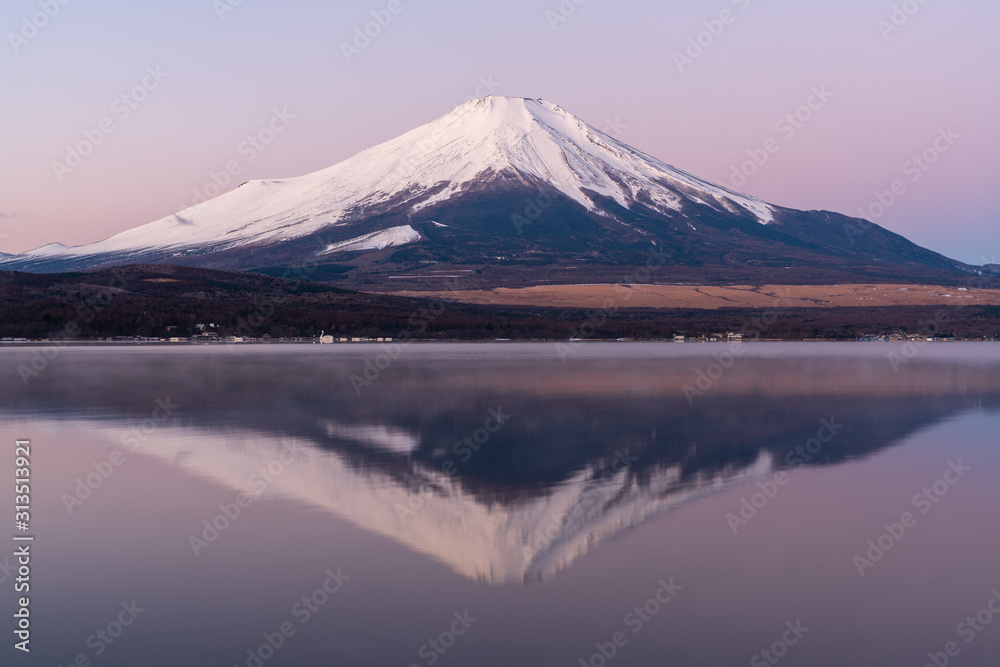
[[0, 96, 979, 288]]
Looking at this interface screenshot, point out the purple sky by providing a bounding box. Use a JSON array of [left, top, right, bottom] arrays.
[[2, 0, 997, 264]]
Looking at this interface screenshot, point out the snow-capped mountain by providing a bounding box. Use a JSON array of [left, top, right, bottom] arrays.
[[1, 96, 971, 286]]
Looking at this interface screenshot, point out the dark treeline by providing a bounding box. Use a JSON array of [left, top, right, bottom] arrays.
[[2, 265, 999, 341]]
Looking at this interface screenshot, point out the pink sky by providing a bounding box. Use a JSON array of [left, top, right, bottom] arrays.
[[1, 0, 997, 264]]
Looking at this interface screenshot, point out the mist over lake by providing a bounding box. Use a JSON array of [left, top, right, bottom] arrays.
[[2, 343, 998, 666]]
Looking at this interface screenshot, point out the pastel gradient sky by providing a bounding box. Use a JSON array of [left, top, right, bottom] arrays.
[[1, 0, 997, 264]]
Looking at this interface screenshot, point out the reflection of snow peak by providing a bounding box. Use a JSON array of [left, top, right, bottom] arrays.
[[85, 421, 773, 584], [320, 420, 420, 454]]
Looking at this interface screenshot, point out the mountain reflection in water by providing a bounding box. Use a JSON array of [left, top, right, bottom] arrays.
[[2, 343, 997, 584]]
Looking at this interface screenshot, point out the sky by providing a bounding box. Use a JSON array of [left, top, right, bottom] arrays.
[[1, 0, 997, 265]]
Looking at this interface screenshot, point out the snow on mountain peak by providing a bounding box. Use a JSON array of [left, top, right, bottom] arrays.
[[321, 94, 774, 222], [17, 96, 774, 262]]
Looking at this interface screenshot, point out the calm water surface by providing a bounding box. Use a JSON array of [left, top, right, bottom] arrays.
[[0, 343, 998, 666]]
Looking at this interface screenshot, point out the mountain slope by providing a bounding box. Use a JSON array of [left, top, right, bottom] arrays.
[[0, 97, 975, 287]]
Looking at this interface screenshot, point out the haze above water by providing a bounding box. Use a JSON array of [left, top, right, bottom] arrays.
[[1, 343, 998, 666]]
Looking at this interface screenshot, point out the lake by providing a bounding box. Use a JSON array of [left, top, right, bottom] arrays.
[[1, 343, 998, 666]]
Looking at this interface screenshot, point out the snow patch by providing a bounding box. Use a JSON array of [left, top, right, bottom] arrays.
[[321, 225, 421, 255]]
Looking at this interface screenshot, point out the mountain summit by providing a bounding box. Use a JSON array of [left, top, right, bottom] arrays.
[[337, 95, 775, 225], [1, 96, 973, 287]]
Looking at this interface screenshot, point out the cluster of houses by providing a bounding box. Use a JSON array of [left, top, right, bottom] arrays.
[[7, 330, 999, 344], [856, 333, 959, 342], [672, 333, 744, 343]]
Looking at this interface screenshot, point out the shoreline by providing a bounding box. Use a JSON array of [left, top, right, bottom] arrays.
[[2, 338, 998, 347]]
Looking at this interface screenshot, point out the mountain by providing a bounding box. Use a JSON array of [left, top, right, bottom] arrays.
[[0, 97, 976, 288]]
